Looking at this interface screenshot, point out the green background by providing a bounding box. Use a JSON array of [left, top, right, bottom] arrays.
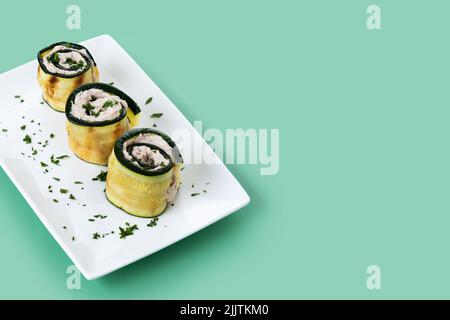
[[0, 0, 448, 299]]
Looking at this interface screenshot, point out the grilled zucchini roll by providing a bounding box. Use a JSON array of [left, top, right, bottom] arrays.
[[65, 83, 141, 165], [106, 128, 183, 218], [37, 42, 99, 112]]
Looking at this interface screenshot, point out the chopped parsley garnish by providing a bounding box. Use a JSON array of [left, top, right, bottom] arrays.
[[1, 129, 7, 132], [23, 135, 31, 144], [82, 103, 96, 115], [20, 125, 26, 130], [53, 177, 60, 182], [14, 95, 24, 102], [145, 97, 153, 105], [47, 52, 60, 64], [49, 155, 69, 165], [88, 219, 95, 222], [108, 82, 115, 86], [92, 170, 107, 181], [150, 113, 163, 118], [50, 155, 60, 165], [74, 181, 83, 184], [65, 57, 85, 69], [59, 188, 68, 194], [50, 133, 55, 138], [191, 193, 200, 197], [92, 232, 110, 239], [147, 217, 159, 228], [119, 223, 139, 239], [52, 199, 59, 203], [40, 162, 48, 168], [69, 194, 76, 200], [65, 57, 76, 65], [83, 99, 116, 117], [102, 100, 115, 108]]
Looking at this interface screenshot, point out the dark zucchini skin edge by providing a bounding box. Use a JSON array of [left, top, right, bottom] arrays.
[[65, 83, 141, 127], [42, 95, 64, 113], [105, 192, 168, 219], [37, 41, 97, 78], [114, 128, 183, 177]]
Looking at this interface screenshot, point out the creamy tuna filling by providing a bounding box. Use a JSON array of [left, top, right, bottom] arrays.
[[123, 133, 180, 202], [42, 45, 89, 75], [127, 145, 170, 171], [166, 174, 179, 203], [71, 88, 126, 122]]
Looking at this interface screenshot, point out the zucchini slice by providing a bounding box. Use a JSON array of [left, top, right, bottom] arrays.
[[65, 83, 141, 165], [106, 128, 183, 218], [37, 41, 100, 112]]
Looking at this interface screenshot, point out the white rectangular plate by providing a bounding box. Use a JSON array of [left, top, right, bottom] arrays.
[[0, 35, 249, 280]]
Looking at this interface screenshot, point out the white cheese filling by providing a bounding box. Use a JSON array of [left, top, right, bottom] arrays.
[[123, 133, 180, 202], [71, 88, 126, 122], [42, 45, 89, 75]]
